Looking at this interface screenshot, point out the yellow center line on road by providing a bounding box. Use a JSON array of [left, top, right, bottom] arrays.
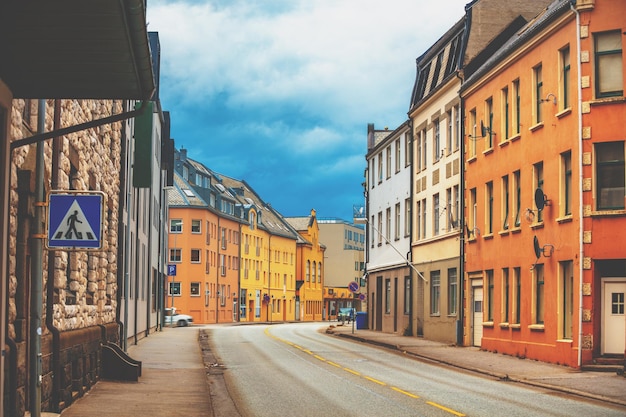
[[427, 401, 466, 417], [265, 326, 465, 417], [391, 387, 420, 399]]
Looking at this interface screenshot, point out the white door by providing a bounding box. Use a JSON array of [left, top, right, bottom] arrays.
[[472, 286, 483, 347], [602, 281, 626, 355]]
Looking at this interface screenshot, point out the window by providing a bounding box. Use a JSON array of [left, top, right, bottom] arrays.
[[405, 132, 411, 167], [433, 193, 440, 236], [594, 30, 623, 98], [377, 212, 383, 245], [404, 198, 411, 237], [416, 200, 422, 240], [446, 109, 453, 156], [385, 279, 391, 314], [486, 182, 493, 234], [486, 270, 494, 322], [421, 128, 427, 169], [502, 175, 510, 230], [404, 276, 412, 315], [306, 260, 310, 282], [513, 267, 521, 325], [169, 248, 181, 263], [220, 254, 226, 276], [453, 185, 460, 229], [560, 261, 574, 339], [190, 282, 200, 296], [454, 104, 460, 151], [533, 264, 545, 325], [434, 118, 441, 161], [170, 219, 182, 233], [533, 64, 543, 124], [386, 145, 392, 179], [191, 219, 201, 233], [485, 97, 494, 148], [513, 79, 521, 135], [421, 199, 427, 239], [561, 151, 572, 216], [534, 162, 544, 222], [416, 129, 422, 172], [430, 271, 440, 315], [596, 142, 625, 210], [190, 249, 200, 263], [501, 87, 510, 139], [385, 208, 391, 243], [169, 282, 181, 296], [560, 46, 571, 109], [469, 188, 477, 237], [378, 153, 383, 183], [513, 170, 521, 227], [395, 138, 401, 173], [448, 268, 457, 315], [469, 109, 477, 157], [446, 188, 452, 231], [395, 203, 401, 240], [502, 268, 510, 323]]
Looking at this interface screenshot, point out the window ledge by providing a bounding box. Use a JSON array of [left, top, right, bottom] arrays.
[[528, 324, 545, 331], [483, 147, 494, 156], [510, 324, 521, 330], [499, 229, 510, 236], [483, 233, 494, 240], [530, 222, 544, 230], [510, 226, 522, 234], [529, 122, 544, 132], [510, 133, 521, 142], [482, 321, 494, 328], [589, 96, 626, 106], [467, 155, 477, 164], [499, 322, 510, 329], [556, 108, 572, 119], [592, 209, 626, 217], [499, 140, 510, 148], [556, 215, 573, 224], [557, 339, 573, 344], [430, 314, 441, 318]]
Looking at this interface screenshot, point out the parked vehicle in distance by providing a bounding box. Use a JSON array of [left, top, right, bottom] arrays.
[[164, 307, 193, 327], [338, 307, 354, 323]]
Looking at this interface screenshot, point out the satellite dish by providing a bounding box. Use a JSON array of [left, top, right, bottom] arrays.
[[480, 120, 488, 137], [534, 188, 549, 211], [533, 236, 541, 259], [465, 225, 472, 238]]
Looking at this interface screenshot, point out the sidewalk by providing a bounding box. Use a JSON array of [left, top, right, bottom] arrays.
[[329, 323, 626, 407], [55, 322, 626, 417]]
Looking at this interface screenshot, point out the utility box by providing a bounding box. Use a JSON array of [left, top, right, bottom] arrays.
[[356, 312, 367, 329]]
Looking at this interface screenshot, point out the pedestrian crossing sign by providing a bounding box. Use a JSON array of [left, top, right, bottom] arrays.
[[47, 191, 105, 250]]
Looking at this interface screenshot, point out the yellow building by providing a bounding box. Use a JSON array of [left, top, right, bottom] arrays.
[[286, 210, 326, 321]]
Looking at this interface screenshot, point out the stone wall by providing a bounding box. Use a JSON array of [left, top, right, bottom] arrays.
[[6, 98, 125, 415]]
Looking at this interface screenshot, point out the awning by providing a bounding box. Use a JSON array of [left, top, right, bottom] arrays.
[[0, 0, 155, 100]]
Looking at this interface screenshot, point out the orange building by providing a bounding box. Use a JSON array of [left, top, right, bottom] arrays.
[[286, 210, 326, 321], [167, 156, 242, 324], [461, 0, 625, 368]]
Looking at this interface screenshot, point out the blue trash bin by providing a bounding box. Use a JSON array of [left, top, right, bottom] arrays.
[[355, 312, 367, 329]]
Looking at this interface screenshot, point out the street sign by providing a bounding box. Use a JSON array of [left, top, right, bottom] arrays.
[[47, 191, 104, 250], [348, 281, 359, 293], [167, 264, 177, 276]]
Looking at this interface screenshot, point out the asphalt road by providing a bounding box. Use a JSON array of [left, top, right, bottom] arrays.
[[208, 322, 626, 417]]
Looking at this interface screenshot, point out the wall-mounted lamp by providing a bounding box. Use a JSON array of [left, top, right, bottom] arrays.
[[540, 93, 557, 105]]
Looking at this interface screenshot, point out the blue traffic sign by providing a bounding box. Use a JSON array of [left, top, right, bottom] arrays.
[[167, 264, 177, 276], [348, 281, 359, 293], [47, 192, 104, 249]]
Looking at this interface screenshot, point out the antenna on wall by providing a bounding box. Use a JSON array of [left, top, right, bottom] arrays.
[[531, 235, 554, 270]]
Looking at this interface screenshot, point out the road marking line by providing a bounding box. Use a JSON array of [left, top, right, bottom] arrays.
[[364, 376, 386, 386], [391, 387, 420, 399], [343, 368, 361, 376], [314, 355, 326, 361], [426, 401, 465, 416], [327, 361, 342, 368]]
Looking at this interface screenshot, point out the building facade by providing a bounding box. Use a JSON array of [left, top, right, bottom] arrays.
[[363, 123, 413, 334], [1, 4, 156, 414], [318, 219, 366, 319], [286, 209, 326, 321], [461, 0, 626, 368]]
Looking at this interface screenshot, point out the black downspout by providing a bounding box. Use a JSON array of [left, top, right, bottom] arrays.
[[116, 101, 130, 346], [456, 70, 466, 347], [45, 100, 63, 412], [407, 119, 414, 337], [146, 185, 153, 336], [133, 191, 140, 344]]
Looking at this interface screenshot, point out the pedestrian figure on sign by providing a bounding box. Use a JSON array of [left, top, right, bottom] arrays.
[[65, 210, 83, 239]]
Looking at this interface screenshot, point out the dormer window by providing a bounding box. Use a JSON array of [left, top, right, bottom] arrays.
[[249, 211, 256, 230]]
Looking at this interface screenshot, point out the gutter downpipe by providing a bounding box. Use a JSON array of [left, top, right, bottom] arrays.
[[29, 99, 46, 417], [45, 100, 63, 412], [456, 70, 466, 347], [570, 0, 584, 369]]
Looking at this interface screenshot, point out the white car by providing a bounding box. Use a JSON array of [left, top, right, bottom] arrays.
[[164, 307, 193, 327]]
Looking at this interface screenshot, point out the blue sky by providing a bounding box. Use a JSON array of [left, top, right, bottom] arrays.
[[147, 0, 469, 221]]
